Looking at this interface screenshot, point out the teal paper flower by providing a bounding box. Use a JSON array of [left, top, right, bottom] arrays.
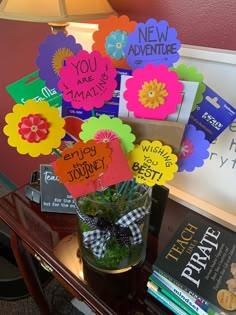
[[105, 30, 128, 60]]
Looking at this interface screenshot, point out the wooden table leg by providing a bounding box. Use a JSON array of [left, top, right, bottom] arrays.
[[10, 230, 50, 315]]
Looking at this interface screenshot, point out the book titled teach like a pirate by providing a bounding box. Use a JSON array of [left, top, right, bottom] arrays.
[[153, 213, 236, 314]]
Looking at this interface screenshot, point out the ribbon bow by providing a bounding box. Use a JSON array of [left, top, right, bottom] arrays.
[[76, 206, 150, 259]]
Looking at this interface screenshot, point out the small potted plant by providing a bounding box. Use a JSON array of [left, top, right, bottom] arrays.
[[76, 180, 152, 272]]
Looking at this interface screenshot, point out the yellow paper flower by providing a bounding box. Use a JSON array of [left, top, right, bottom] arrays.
[[4, 100, 65, 157], [138, 79, 168, 109], [128, 140, 178, 186]]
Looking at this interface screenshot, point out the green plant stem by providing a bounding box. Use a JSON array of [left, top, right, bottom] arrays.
[[96, 191, 109, 204], [117, 181, 128, 196], [114, 180, 131, 202], [91, 108, 96, 117], [107, 186, 112, 201], [52, 148, 62, 157], [128, 178, 136, 203]]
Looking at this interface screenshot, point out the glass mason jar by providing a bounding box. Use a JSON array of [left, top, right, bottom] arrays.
[[75, 180, 152, 275]]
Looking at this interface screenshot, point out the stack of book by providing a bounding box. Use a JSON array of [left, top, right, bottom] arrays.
[[147, 212, 236, 315]]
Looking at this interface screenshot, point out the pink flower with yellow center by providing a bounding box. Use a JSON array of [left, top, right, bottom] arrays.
[[18, 114, 49, 143], [124, 64, 183, 120]]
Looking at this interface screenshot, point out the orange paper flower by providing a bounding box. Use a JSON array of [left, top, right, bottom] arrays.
[[54, 140, 111, 186], [92, 15, 137, 69]]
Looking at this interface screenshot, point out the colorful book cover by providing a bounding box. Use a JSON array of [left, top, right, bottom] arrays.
[[153, 213, 236, 315], [150, 271, 217, 315], [147, 285, 189, 315], [147, 280, 197, 315]]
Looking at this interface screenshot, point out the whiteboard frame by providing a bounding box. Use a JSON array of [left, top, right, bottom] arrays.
[[169, 46, 236, 232], [68, 23, 236, 231]]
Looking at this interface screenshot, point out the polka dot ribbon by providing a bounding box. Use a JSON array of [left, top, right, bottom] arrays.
[[75, 205, 151, 258]]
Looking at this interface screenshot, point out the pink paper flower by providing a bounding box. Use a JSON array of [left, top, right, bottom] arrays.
[[123, 64, 183, 120], [178, 138, 194, 160], [18, 114, 49, 143], [178, 124, 210, 172], [94, 130, 119, 143], [58, 50, 117, 111]]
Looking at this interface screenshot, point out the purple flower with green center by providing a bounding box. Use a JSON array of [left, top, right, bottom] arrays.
[[36, 32, 82, 92], [105, 30, 128, 60], [178, 124, 210, 172]]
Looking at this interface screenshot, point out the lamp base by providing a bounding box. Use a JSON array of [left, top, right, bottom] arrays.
[[48, 22, 69, 35]]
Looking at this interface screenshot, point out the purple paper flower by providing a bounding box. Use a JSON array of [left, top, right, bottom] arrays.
[[124, 19, 181, 70], [36, 32, 82, 92], [177, 124, 210, 172]]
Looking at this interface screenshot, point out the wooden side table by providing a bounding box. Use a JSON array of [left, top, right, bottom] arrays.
[[0, 185, 190, 314]]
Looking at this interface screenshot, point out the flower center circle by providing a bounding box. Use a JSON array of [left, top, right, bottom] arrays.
[[52, 47, 74, 75], [116, 42, 122, 49], [138, 79, 168, 109], [148, 91, 155, 98], [31, 125, 38, 132]]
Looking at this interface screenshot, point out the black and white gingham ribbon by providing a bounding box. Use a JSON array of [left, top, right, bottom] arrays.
[[76, 205, 151, 258]]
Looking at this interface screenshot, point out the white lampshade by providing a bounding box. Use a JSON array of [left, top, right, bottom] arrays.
[[0, 0, 116, 23]]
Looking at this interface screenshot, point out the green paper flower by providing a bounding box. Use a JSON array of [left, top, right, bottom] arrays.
[[171, 63, 206, 111], [80, 115, 135, 155]]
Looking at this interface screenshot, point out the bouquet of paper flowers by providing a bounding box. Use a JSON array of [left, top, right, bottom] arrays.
[[4, 15, 217, 273]]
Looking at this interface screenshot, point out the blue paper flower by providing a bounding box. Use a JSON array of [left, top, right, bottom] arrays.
[[177, 124, 210, 172], [36, 32, 82, 92], [105, 30, 128, 60]]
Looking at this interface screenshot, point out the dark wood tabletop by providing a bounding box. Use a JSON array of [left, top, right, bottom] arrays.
[[0, 185, 190, 314]]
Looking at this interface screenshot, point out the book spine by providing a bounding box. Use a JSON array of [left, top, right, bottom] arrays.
[[148, 280, 198, 315], [152, 269, 223, 315], [154, 271, 220, 315], [150, 273, 207, 315], [147, 287, 189, 315]]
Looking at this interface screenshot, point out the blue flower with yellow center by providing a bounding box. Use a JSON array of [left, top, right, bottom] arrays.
[[105, 30, 127, 60]]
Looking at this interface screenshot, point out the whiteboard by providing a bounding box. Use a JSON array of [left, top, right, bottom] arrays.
[[168, 45, 236, 231], [68, 23, 236, 231]]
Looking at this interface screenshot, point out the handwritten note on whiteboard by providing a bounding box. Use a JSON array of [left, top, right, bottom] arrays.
[[169, 46, 236, 223]]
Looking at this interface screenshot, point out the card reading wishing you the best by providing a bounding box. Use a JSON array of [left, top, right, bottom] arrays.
[[128, 140, 178, 186]]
